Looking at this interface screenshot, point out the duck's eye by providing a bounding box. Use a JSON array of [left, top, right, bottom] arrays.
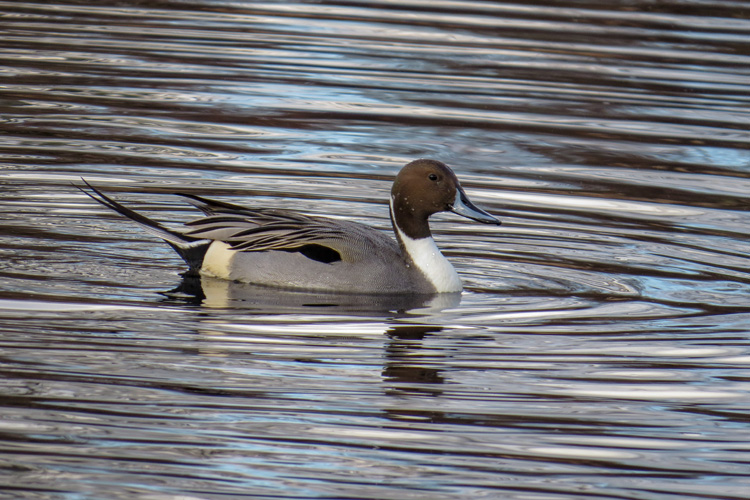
[[428, 173, 438, 181]]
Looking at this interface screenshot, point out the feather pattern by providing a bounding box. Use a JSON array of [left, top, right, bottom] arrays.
[[181, 195, 365, 259]]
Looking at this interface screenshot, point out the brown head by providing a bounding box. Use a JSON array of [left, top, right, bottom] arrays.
[[390, 159, 500, 240]]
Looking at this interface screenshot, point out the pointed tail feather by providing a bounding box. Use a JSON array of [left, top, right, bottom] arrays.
[[78, 179, 210, 271]]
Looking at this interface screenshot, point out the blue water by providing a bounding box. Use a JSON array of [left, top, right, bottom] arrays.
[[1, 1, 749, 499]]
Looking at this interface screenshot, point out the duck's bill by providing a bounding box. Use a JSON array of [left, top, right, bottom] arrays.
[[450, 187, 501, 225]]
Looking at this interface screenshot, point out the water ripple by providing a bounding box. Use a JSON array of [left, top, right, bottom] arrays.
[[1, 1, 750, 499]]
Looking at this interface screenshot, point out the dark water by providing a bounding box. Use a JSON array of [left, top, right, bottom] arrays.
[[1, 1, 750, 499]]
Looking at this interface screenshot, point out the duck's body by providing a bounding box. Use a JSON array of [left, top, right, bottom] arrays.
[[195, 210, 433, 294], [82, 159, 500, 295]]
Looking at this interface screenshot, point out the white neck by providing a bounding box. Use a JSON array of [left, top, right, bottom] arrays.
[[390, 197, 463, 293]]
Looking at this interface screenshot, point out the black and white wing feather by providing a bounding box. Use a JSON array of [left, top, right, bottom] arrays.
[[181, 194, 358, 261]]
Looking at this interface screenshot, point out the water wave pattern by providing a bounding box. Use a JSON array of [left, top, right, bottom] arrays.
[[1, 1, 749, 499]]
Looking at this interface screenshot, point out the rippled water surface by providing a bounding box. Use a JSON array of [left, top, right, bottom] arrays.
[[1, 1, 750, 499]]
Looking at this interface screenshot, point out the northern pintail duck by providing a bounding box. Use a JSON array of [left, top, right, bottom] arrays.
[[82, 159, 500, 294]]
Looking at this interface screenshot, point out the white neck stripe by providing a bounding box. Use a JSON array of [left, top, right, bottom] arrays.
[[390, 196, 462, 293]]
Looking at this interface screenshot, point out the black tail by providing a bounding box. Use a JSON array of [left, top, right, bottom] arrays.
[[78, 180, 211, 272]]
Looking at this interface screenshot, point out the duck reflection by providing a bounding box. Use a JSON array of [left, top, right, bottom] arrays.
[[166, 275, 453, 408], [163, 273, 461, 314], [382, 324, 446, 398]]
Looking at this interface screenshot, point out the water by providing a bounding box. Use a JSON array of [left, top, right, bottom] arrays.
[[1, 1, 750, 498]]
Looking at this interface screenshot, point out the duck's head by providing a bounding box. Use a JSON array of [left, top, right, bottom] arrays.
[[390, 159, 501, 239]]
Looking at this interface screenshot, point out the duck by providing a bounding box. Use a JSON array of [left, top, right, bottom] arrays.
[[81, 159, 500, 294]]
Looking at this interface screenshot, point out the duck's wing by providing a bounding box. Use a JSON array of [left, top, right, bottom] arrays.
[[182, 197, 366, 262], [185, 215, 347, 249]]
